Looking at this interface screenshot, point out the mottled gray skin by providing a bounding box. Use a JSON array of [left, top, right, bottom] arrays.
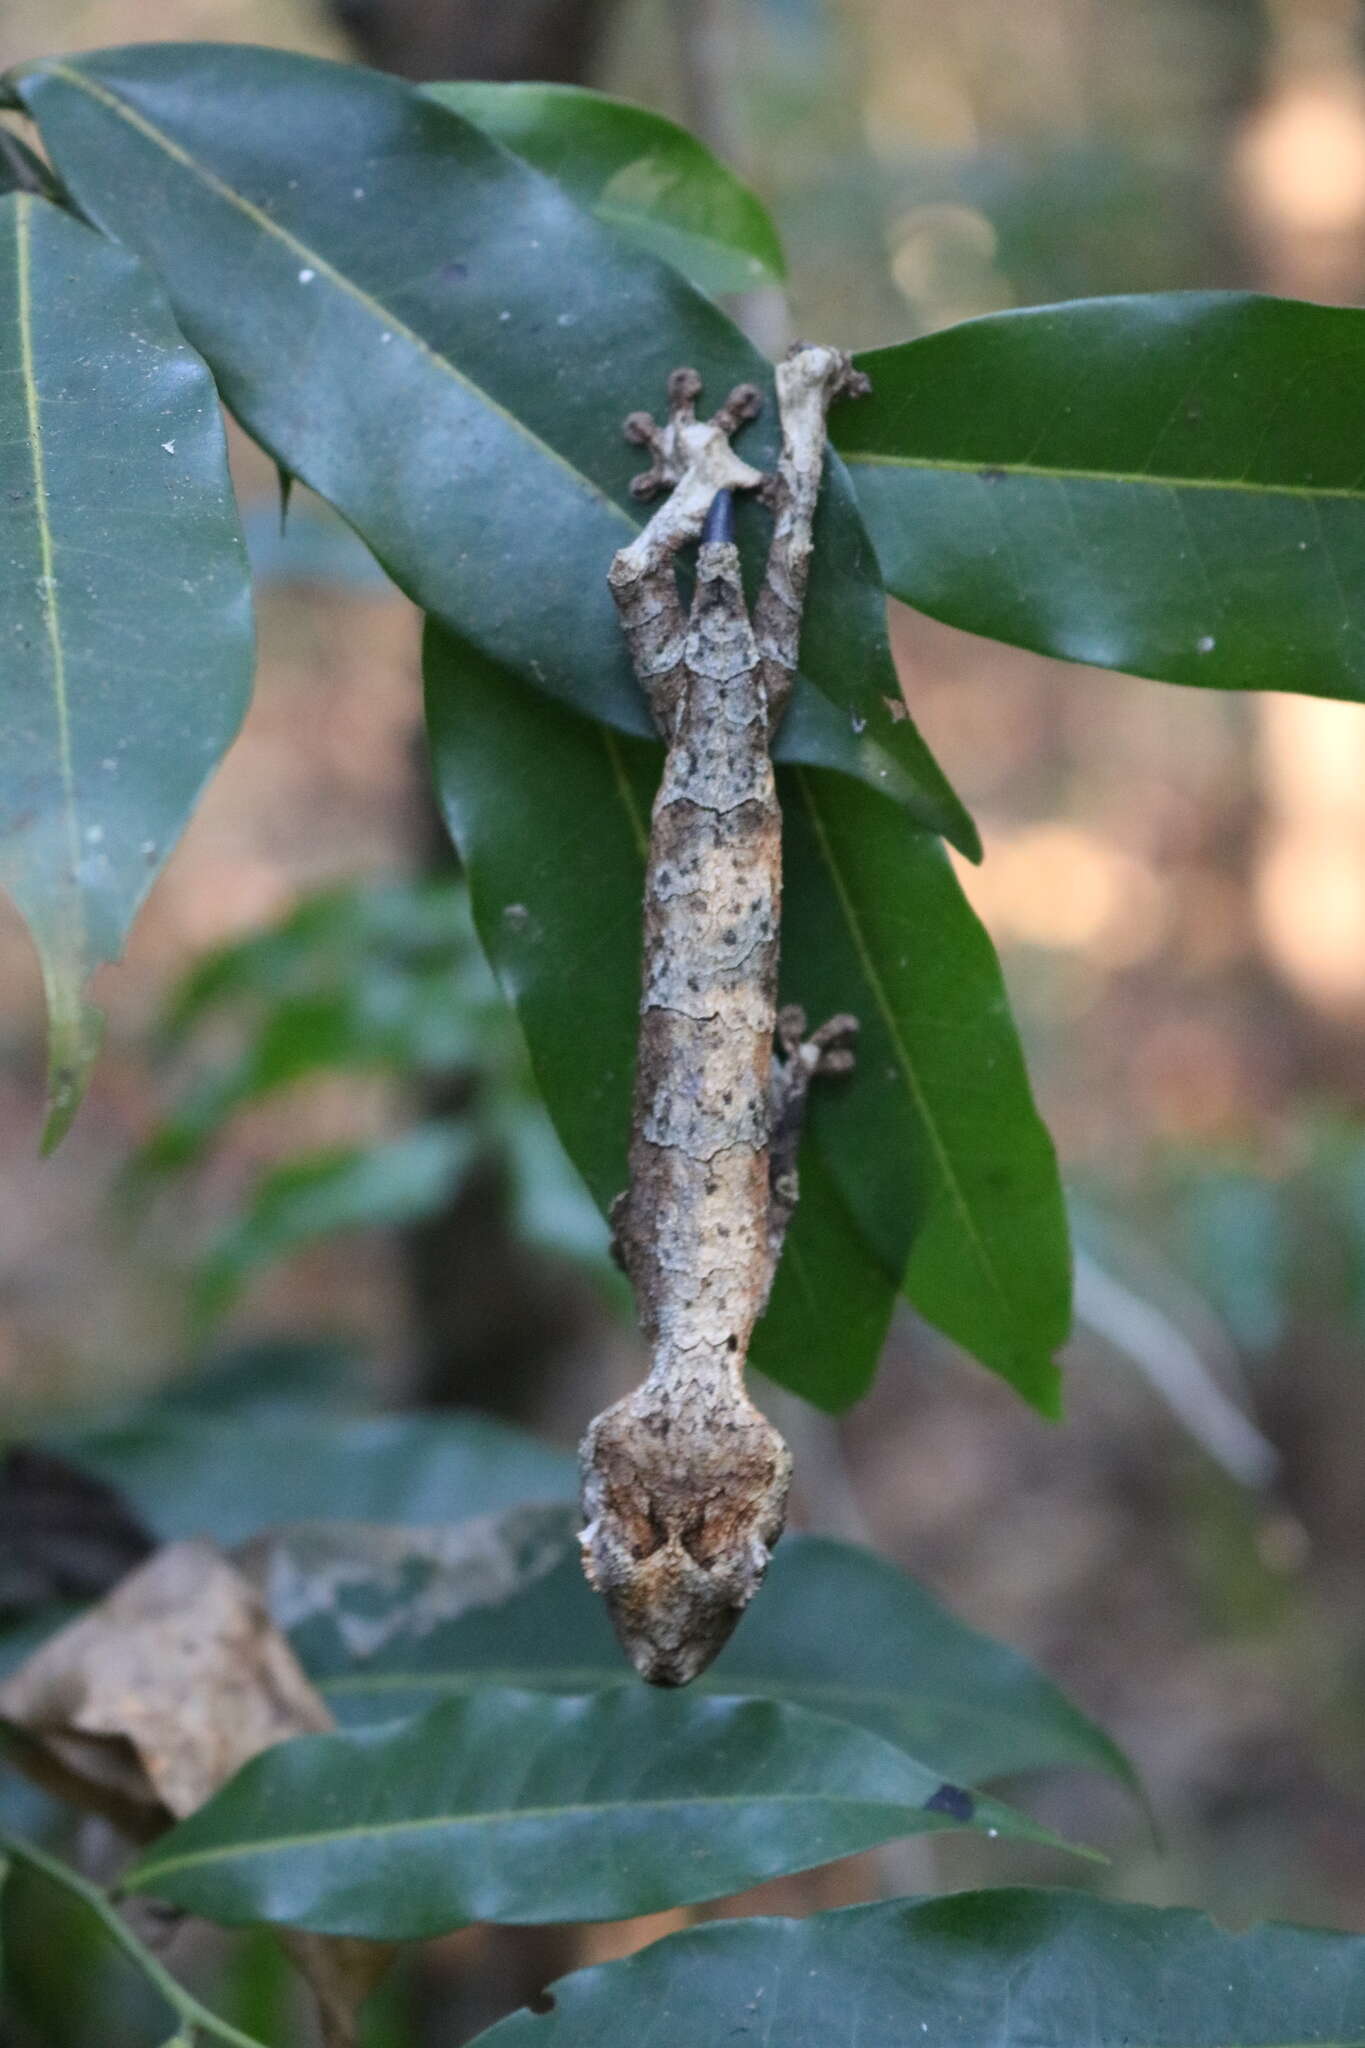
[[581, 349, 867, 1686]]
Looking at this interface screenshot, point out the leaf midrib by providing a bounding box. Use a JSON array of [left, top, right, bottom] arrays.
[[28, 60, 634, 532], [790, 769, 1020, 1347], [13, 191, 79, 885], [844, 446, 1365, 501], [316, 1666, 1053, 1739], [135, 1783, 959, 1884]]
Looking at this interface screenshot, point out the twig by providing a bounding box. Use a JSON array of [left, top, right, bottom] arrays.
[[671, 0, 745, 170], [668, 0, 788, 353], [1073, 1249, 1279, 1489], [579, 347, 867, 1686], [0, 1828, 270, 2048]]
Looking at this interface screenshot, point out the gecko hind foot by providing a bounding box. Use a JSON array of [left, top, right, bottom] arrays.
[[623, 370, 765, 503], [783, 340, 872, 406], [807, 1010, 859, 1076], [776, 1005, 858, 1078]]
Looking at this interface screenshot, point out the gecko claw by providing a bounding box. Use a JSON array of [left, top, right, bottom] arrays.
[[711, 381, 764, 436], [622, 410, 674, 499], [809, 1011, 859, 1068], [775, 1003, 807, 1056], [666, 365, 704, 417]]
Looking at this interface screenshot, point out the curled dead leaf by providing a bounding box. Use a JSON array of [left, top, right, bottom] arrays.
[[0, 1537, 393, 2046]]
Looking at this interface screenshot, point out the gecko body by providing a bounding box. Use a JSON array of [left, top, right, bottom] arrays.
[[580, 349, 867, 1685]]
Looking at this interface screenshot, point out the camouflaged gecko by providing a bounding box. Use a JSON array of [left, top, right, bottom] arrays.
[[579, 343, 869, 1686]]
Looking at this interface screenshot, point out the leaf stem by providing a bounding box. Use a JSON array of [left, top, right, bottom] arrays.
[[0, 1829, 269, 2048], [0, 121, 45, 193]]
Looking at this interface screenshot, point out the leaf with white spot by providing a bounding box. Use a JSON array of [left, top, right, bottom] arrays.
[[0, 193, 252, 1144]]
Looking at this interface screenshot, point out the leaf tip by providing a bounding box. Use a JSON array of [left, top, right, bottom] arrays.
[[1029, 1359, 1065, 1423], [950, 804, 984, 864], [39, 983, 103, 1154]]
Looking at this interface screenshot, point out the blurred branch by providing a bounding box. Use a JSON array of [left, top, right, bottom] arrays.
[[329, 0, 623, 81], [323, 0, 625, 1420], [1073, 1250, 1279, 1490], [0, 1831, 268, 2048], [670, 0, 745, 166], [668, 0, 788, 353]]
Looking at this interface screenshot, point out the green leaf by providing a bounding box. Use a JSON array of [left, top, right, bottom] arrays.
[[838, 294, 1365, 702], [125, 1691, 1070, 1938], [50, 1409, 574, 1547], [425, 622, 898, 1409], [302, 1509, 1133, 1796], [140, 879, 491, 1171], [782, 767, 1070, 1413], [161, 878, 476, 1043], [192, 1124, 481, 1329], [13, 42, 973, 850], [426, 625, 1066, 1410], [136, 871, 624, 1302], [754, 1140, 898, 1409], [469, 1886, 1365, 2047], [0, 191, 252, 1145], [422, 81, 785, 295]]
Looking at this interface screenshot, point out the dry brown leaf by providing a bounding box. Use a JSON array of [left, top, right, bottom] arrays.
[[0, 1537, 393, 2045]]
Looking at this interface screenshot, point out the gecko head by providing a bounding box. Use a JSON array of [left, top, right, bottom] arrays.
[[578, 1392, 792, 1686]]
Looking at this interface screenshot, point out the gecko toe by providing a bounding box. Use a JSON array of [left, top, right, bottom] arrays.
[[711, 382, 764, 435], [666, 365, 703, 418]]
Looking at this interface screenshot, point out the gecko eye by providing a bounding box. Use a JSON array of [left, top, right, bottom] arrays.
[[630, 1501, 670, 1562]]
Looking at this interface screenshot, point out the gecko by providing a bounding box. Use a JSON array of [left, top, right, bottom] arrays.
[[578, 343, 870, 1686]]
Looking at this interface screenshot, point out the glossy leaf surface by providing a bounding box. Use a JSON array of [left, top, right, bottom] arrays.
[[304, 1510, 1133, 1794], [839, 294, 1365, 702], [473, 1887, 1365, 2046], [51, 1410, 574, 1546], [13, 42, 971, 848], [126, 1691, 1065, 1937], [427, 625, 1067, 1410], [782, 767, 1069, 1411], [422, 81, 784, 293], [0, 191, 252, 1143]]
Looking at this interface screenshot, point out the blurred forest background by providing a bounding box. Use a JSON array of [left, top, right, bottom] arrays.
[[6, 0, 1365, 2034]]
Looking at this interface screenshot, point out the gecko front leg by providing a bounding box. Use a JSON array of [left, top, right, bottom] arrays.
[[581, 350, 868, 1687]]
